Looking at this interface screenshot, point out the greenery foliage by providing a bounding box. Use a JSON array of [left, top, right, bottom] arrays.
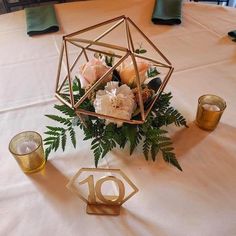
[[44, 78, 187, 171]]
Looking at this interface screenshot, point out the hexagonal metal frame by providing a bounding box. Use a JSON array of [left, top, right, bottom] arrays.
[[67, 168, 139, 215]]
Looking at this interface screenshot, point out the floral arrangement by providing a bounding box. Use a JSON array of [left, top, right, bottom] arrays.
[[44, 50, 187, 171]]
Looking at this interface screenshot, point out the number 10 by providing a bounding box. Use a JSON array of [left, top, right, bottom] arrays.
[[80, 175, 125, 205]]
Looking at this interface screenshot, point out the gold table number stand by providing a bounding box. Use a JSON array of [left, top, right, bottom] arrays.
[[67, 168, 138, 215]]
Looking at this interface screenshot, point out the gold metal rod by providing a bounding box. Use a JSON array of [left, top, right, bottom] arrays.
[[134, 53, 172, 69], [130, 53, 145, 121], [125, 17, 135, 52], [58, 40, 124, 94], [119, 171, 139, 204], [57, 49, 84, 94], [67, 18, 124, 63], [67, 40, 85, 50], [55, 43, 64, 92], [85, 47, 123, 59], [159, 67, 174, 93], [125, 18, 132, 51], [64, 15, 126, 38], [64, 41, 85, 70], [66, 18, 124, 69], [64, 40, 74, 107], [68, 38, 128, 52], [76, 109, 144, 125], [127, 17, 172, 66], [146, 67, 174, 114], [55, 93, 74, 108], [59, 92, 70, 96], [67, 40, 124, 62], [84, 18, 125, 49], [80, 167, 122, 172], [83, 48, 89, 62], [77, 113, 87, 128], [74, 53, 130, 109], [144, 67, 174, 118], [57, 76, 68, 94], [68, 49, 84, 72]]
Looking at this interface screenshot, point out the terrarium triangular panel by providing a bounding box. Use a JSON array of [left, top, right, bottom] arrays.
[[64, 16, 127, 44], [55, 42, 86, 107], [55, 44, 75, 108], [126, 17, 172, 68], [88, 19, 129, 49]]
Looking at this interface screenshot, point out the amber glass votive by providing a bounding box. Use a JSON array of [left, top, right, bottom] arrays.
[[9, 131, 46, 174], [195, 94, 226, 131]]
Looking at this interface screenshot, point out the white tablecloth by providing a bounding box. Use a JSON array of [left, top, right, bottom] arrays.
[[1, 1, 236, 235]]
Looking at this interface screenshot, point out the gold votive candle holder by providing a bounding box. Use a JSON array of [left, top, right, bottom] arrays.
[[195, 94, 226, 131], [9, 131, 46, 174]]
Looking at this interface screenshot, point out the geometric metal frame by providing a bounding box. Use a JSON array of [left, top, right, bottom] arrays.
[[66, 167, 139, 205], [55, 15, 174, 125]]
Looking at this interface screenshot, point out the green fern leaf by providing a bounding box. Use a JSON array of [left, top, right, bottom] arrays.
[[122, 124, 139, 155], [43, 137, 57, 142], [94, 146, 102, 167], [46, 126, 65, 132], [163, 152, 182, 171], [45, 115, 71, 126], [61, 133, 67, 151], [44, 130, 60, 136], [74, 76, 85, 96], [54, 105, 76, 117], [53, 136, 60, 151], [151, 144, 159, 161], [143, 138, 151, 160], [69, 127, 76, 148], [45, 146, 52, 161]]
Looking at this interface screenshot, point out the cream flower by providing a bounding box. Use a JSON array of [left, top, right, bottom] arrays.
[[94, 82, 136, 127], [119, 58, 149, 87], [78, 58, 111, 88]]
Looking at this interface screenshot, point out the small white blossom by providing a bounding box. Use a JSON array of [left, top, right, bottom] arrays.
[[94, 82, 137, 127]]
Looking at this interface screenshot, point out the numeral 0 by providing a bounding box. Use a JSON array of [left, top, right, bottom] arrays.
[[80, 175, 125, 205]]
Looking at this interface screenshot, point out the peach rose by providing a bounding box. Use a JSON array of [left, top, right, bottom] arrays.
[[78, 58, 111, 88], [119, 58, 149, 87]]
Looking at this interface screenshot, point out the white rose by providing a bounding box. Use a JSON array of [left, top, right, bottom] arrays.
[[94, 82, 136, 127]]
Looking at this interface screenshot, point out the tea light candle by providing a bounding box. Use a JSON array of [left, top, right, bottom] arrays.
[[17, 140, 38, 155], [196, 94, 226, 131], [9, 131, 45, 174], [202, 103, 220, 112]]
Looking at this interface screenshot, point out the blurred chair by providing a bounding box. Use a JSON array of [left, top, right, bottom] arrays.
[[189, 0, 229, 5], [2, 0, 65, 13]]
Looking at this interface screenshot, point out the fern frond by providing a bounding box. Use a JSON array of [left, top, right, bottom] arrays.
[[69, 127, 76, 148], [162, 151, 182, 171], [54, 104, 76, 117], [61, 133, 67, 151], [143, 137, 151, 160], [45, 115, 71, 126], [151, 144, 159, 161], [164, 107, 188, 127]]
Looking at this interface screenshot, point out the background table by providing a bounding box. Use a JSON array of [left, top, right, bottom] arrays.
[[1, 1, 236, 235]]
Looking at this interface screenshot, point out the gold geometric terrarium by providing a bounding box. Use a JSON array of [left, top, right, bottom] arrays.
[[55, 15, 174, 125]]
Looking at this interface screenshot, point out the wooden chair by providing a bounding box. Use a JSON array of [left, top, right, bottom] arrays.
[[190, 0, 229, 5]]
